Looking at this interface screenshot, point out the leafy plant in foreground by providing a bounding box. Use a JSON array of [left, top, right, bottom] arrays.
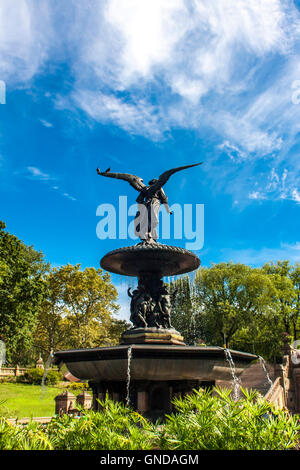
[[46, 396, 156, 450], [0, 418, 52, 450], [158, 387, 300, 450], [0, 392, 298, 450]]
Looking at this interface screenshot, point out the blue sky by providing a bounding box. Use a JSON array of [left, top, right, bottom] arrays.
[[1, 0, 300, 320]]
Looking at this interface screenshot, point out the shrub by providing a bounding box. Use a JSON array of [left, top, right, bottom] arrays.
[[45, 370, 62, 385], [18, 368, 61, 385], [64, 382, 90, 392], [46, 397, 155, 450], [0, 392, 298, 450], [158, 387, 300, 450], [0, 377, 17, 384], [0, 418, 52, 450]]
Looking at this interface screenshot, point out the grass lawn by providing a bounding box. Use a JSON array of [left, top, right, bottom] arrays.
[[0, 383, 62, 418]]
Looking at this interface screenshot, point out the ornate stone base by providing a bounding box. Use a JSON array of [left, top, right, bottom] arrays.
[[121, 327, 185, 346]]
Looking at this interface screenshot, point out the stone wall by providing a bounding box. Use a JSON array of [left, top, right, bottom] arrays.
[[0, 366, 27, 377]]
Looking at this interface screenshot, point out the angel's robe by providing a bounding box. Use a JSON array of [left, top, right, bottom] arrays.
[[135, 187, 168, 241]]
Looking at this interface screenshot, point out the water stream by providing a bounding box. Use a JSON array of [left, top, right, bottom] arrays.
[[40, 350, 54, 399], [224, 348, 241, 400], [258, 356, 273, 389], [126, 346, 132, 407], [189, 281, 198, 345], [0, 341, 6, 368]]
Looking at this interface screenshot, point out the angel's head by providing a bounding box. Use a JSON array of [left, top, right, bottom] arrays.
[[148, 178, 158, 185]]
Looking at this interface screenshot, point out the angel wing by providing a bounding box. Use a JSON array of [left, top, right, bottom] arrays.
[[97, 168, 146, 192], [147, 162, 203, 196]]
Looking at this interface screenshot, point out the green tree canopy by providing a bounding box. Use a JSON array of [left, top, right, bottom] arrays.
[[0, 221, 49, 364], [193, 262, 276, 348], [262, 260, 300, 340], [34, 264, 125, 354]]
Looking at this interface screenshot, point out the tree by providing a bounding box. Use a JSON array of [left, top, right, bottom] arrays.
[[34, 264, 121, 353], [193, 263, 276, 348], [0, 221, 48, 364], [290, 264, 300, 340], [230, 308, 286, 361], [34, 268, 70, 356], [262, 260, 300, 340], [102, 318, 131, 346]]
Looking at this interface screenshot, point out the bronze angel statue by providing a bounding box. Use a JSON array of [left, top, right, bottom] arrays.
[[97, 163, 202, 243]]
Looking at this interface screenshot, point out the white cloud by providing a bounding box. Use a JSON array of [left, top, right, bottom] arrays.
[[27, 166, 50, 180], [60, 0, 299, 158], [72, 90, 167, 139], [26, 168, 76, 201], [218, 141, 248, 161], [40, 119, 53, 128], [3, 0, 300, 178], [291, 189, 300, 203], [63, 192, 76, 202], [249, 191, 265, 200], [104, 0, 188, 83], [0, 0, 53, 83], [245, 168, 300, 205]]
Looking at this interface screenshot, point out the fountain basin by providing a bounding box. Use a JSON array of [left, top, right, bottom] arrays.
[[100, 244, 200, 277], [53, 344, 257, 383]]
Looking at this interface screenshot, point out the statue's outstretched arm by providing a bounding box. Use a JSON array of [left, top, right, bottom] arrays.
[[159, 188, 173, 214], [163, 203, 173, 215]]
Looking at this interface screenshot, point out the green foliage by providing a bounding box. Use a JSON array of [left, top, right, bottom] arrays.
[[102, 318, 131, 346], [34, 264, 120, 354], [193, 263, 276, 348], [262, 261, 300, 340], [158, 387, 300, 450], [46, 396, 155, 450], [169, 261, 300, 360], [0, 221, 49, 364], [0, 418, 53, 450], [0, 377, 17, 384], [18, 368, 61, 385], [64, 382, 90, 392], [0, 393, 298, 450]]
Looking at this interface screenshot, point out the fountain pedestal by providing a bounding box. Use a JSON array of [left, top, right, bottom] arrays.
[[101, 243, 200, 336], [121, 327, 184, 345]]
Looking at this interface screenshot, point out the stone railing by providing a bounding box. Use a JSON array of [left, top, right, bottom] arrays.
[[6, 417, 53, 425], [264, 377, 285, 409], [0, 366, 27, 377]]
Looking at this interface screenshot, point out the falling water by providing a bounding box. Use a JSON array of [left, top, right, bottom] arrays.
[[189, 281, 198, 345], [126, 346, 132, 407], [188, 270, 196, 286], [258, 356, 273, 389], [0, 341, 6, 368], [41, 350, 54, 398], [224, 348, 241, 400]]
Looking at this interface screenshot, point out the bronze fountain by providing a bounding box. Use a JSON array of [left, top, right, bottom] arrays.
[[54, 163, 256, 420]]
